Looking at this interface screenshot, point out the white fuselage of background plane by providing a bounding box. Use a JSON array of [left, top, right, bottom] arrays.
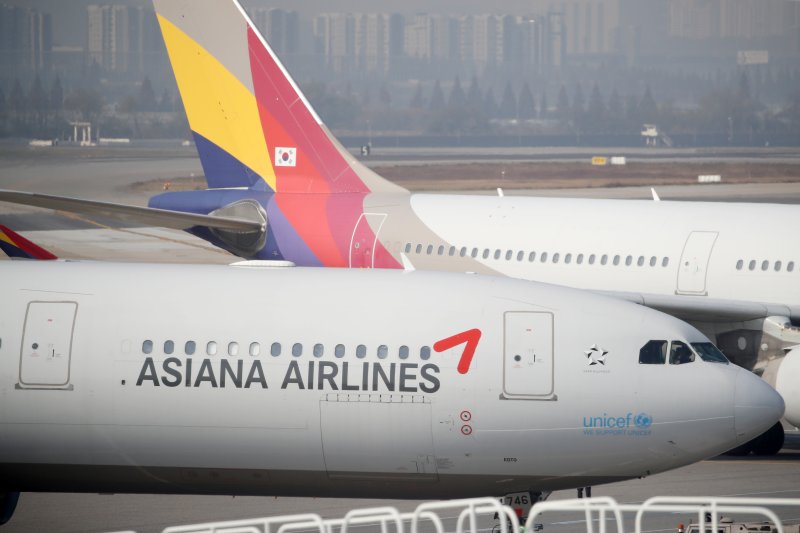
[[0, 261, 782, 497]]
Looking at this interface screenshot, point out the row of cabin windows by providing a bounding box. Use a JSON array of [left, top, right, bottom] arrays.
[[141, 340, 432, 360], [736, 259, 796, 272], [403, 243, 670, 268]]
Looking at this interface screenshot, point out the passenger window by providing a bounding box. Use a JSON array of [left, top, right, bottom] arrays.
[[505, 250, 512, 260], [471, 248, 478, 258], [270, 342, 281, 356], [420, 346, 431, 360], [448, 246, 456, 256], [748, 260, 756, 271], [577, 253, 583, 264], [493, 249, 501, 259], [639, 340, 667, 364], [207, 341, 217, 356], [517, 251, 524, 261], [789, 261, 795, 272], [669, 341, 695, 365], [164, 340, 174, 355], [600, 254, 608, 265], [613, 255, 620, 266], [483, 249, 490, 259], [529, 252, 536, 262], [565, 253, 572, 264], [588, 254, 596, 265], [415, 244, 422, 254], [356, 345, 367, 358], [426, 245, 433, 255], [541, 252, 548, 262], [637, 256, 644, 266], [761, 260, 769, 271], [736, 259, 743, 270], [292, 343, 303, 357], [228, 342, 239, 356], [650, 256, 657, 267], [662, 257, 669, 267], [691, 342, 729, 364], [404, 243, 411, 253], [142, 340, 153, 354], [460, 247, 467, 257], [775, 261, 782, 272], [378, 345, 388, 359], [335, 344, 345, 358], [437, 245, 444, 255], [313, 343, 324, 357], [399, 345, 409, 359], [625, 255, 632, 266], [185, 341, 196, 355], [553, 253, 560, 263], [249, 342, 260, 357]]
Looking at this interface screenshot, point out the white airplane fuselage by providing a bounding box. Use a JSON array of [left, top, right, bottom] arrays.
[[0, 261, 782, 497]]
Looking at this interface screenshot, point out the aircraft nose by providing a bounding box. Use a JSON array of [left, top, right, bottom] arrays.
[[734, 369, 785, 444]]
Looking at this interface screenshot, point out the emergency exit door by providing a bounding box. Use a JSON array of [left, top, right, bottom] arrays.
[[676, 231, 718, 295], [18, 301, 77, 389], [503, 311, 554, 399]]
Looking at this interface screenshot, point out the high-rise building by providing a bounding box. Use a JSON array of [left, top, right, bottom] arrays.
[[313, 13, 356, 73], [87, 5, 162, 77], [0, 5, 52, 80], [249, 8, 300, 57]]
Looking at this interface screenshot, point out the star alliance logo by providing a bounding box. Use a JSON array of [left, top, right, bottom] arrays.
[[584, 344, 608, 366]]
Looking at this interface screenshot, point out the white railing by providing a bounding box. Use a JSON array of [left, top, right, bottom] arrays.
[[159, 495, 800, 533]]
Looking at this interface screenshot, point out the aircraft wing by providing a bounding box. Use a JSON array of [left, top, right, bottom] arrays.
[[597, 289, 800, 323], [0, 189, 264, 233]]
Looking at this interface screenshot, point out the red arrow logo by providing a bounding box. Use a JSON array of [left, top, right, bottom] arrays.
[[434, 328, 482, 375]]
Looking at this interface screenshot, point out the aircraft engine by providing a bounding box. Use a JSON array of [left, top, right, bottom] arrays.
[[776, 347, 800, 428], [209, 199, 267, 257]]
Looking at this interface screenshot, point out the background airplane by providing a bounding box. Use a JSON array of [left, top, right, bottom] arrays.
[[0, 0, 797, 451], [0, 258, 784, 525]]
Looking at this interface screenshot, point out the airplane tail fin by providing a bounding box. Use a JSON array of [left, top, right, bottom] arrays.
[[0, 225, 57, 260], [153, 0, 405, 195]]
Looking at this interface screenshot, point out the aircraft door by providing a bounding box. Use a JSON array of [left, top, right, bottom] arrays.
[[676, 231, 718, 295], [349, 213, 387, 268], [18, 301, 77, 389], [320, 396, 438, 481], [503, 312, 554, 399]]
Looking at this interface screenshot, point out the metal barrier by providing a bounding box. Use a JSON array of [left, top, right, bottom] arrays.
[[160, 495, 800, 533]]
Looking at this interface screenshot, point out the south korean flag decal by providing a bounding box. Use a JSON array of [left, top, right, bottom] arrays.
[[274, 147, 297, 167]]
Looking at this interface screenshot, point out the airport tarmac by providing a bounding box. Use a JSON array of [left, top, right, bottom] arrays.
[[3, 436, 800, 533], [2, 147, 800, 531]]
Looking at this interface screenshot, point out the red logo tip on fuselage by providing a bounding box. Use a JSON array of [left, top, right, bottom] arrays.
[[434, 328, 482, 375]]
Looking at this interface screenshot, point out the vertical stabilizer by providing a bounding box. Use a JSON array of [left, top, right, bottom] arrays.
[[0, 226, 57, 260], [153, 0, 406, 195]]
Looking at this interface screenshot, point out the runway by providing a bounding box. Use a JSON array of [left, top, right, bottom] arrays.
[[2, 147, 800, 532]]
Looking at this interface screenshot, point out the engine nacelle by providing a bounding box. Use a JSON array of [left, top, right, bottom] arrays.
[[776, 348, 800, 428]]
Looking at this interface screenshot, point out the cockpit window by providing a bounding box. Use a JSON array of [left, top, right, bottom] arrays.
[[691, 342, 729, 364], [639, 340, 667, 364], [669, 341, 695, 365]]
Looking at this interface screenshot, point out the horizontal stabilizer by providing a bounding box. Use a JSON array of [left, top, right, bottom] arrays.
[[0, 190, 264, 233]]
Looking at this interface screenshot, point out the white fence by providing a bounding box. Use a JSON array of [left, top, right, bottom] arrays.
[[155, 495, 800, 533]]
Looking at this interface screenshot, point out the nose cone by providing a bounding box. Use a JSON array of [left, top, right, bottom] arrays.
[[734, 370, 785, 444]]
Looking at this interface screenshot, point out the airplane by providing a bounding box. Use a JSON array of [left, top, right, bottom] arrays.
[[0, 0, 797, 451], [0, 258, 784, 525]]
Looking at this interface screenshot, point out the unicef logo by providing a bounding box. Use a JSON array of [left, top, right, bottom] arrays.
[[634, 413, 653, 429]]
